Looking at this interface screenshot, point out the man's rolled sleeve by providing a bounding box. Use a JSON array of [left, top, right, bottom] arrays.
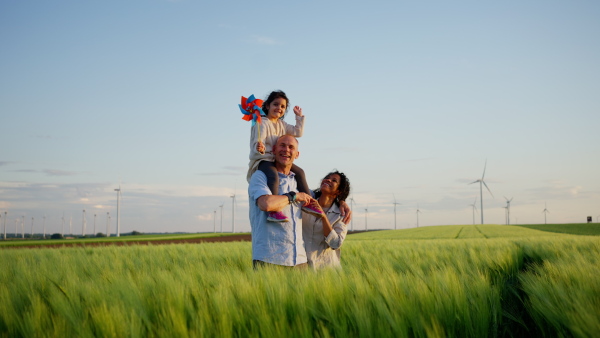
[[248, 171, 272, 205]]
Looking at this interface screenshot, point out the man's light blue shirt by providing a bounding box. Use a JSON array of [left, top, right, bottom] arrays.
[[248, 170, 307, 266]]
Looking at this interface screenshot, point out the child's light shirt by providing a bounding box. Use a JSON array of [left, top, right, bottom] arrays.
[[246, 114, 304, 182]]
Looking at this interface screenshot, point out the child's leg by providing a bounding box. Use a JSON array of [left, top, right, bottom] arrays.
[[290, 164, 310, 194], [258, 161, 279, 195]]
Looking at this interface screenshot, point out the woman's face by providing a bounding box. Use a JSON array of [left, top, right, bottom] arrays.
[[320, 174, 341, 197]]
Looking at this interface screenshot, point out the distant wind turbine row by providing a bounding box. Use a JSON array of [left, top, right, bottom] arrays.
[[1, 183, 122, 240]]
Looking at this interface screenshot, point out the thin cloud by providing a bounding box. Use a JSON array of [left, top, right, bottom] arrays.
[[251, 35, 278, 45], [43, 169, 78, 177], [199, 166, 246, 176], [0, 161, 14, 167], [322, 146, 362, 153], [10, 169, 78, 176]]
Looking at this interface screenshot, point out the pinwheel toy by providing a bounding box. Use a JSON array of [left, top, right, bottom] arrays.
[[239, 94, 264, 139]]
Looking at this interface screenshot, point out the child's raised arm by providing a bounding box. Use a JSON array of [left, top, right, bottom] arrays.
[[283, 106, 305, 137]]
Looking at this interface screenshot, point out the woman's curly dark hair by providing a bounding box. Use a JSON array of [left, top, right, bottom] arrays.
[[261, 90, 289, 119], [313, 170, 351, 206]]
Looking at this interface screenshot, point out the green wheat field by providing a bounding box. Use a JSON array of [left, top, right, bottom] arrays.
[[1, 224, 599, 337]]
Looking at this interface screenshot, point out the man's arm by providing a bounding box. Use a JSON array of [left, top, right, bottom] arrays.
[[257, 192, 315, 212]]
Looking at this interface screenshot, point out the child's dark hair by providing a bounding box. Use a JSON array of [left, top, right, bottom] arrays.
[[313, 170, 351, 206], [262, 90, 289, 119]]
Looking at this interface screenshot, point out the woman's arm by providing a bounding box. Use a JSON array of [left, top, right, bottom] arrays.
[[325, 221, 347, 250]]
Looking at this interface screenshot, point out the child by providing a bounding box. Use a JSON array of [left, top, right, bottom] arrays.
[[246, 90, 323, 222]]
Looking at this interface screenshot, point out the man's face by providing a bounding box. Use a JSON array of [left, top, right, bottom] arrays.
[[273, 136, 299, 167]]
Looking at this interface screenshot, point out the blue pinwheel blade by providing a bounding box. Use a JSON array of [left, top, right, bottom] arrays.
[[247, 94, 256, 103], [239, 104, 251, 115]]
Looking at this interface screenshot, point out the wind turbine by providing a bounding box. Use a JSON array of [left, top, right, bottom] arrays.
[[468, 197, 478, 225], [469, 160, 494, 224], [93, 214, 97, 236], [219, 203, 224, 233], [230, 194, 236, 233], [213, 210, 217, 233], [543, 203, 550, 224], [115, 183, 122, 237], [364, 206, 368, 231], [349, 197, 356, 231], [504, 197, 513, 225], [393, 194, 401, 230], [416, 205, 422, 228], [106, 212, 110, 237], [82, 209, 86, 236], [21, 215, 25, 239], [43, 215, 46, 239], [61, 213, 65, 237], [2, 211, 6, 240], [30, 217, 34, 237]]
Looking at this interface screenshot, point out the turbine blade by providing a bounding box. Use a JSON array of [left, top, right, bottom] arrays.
[[482, 159, 487, 179], [482, 181, 494, 198]]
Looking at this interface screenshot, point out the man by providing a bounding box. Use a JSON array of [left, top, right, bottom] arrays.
[[248, 135, 315, 268]]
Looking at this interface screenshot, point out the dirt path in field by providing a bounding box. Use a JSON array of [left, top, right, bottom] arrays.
[[2, 234, 252, 249]]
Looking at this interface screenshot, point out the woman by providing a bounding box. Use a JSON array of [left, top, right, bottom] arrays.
[[302, 170, 351, 269]]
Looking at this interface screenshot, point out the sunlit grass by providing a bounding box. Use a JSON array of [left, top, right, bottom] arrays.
[[1, 226, 599, 337]]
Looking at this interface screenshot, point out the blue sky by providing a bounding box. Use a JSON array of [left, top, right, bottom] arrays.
[[1, 0, 599, 235]]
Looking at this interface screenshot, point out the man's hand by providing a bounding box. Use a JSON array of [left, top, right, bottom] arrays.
[[256, 141, 265, 154], [339, 200, 352, 224], [294, 192, 314, 205]]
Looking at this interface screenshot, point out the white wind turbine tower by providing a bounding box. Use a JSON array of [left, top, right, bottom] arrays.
[[219, 203, 224, 233], [61, 213, 65, 237], [30, 217, 34, 237], [504, 197, 513, 225], [106, 212, 110, 237], [469, 197, 478, 225], [364, 206, 368, 231], [82, 209, 86, 236], [213, 210, 217, 233], [416, 205, 422, 228], [21, 215, 25, 238], [115, 183, 122, 237], [543, 203, 550, 224], [349, 197, 356, 231], [469, 160, 494, 224], [393, 194, 401, 230], [230, 194, 236, 233], [43, 215, 46, 239], [2, 211, 6, 240], [93, 214, 97, 236]]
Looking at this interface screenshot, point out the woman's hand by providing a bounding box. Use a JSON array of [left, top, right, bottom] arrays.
[[293, 106, 303, 117], [256, 141, 265, 154], [307, 199, 327, 218]]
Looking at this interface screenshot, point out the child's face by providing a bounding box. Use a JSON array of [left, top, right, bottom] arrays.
[[266, 97, 287, 119]]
